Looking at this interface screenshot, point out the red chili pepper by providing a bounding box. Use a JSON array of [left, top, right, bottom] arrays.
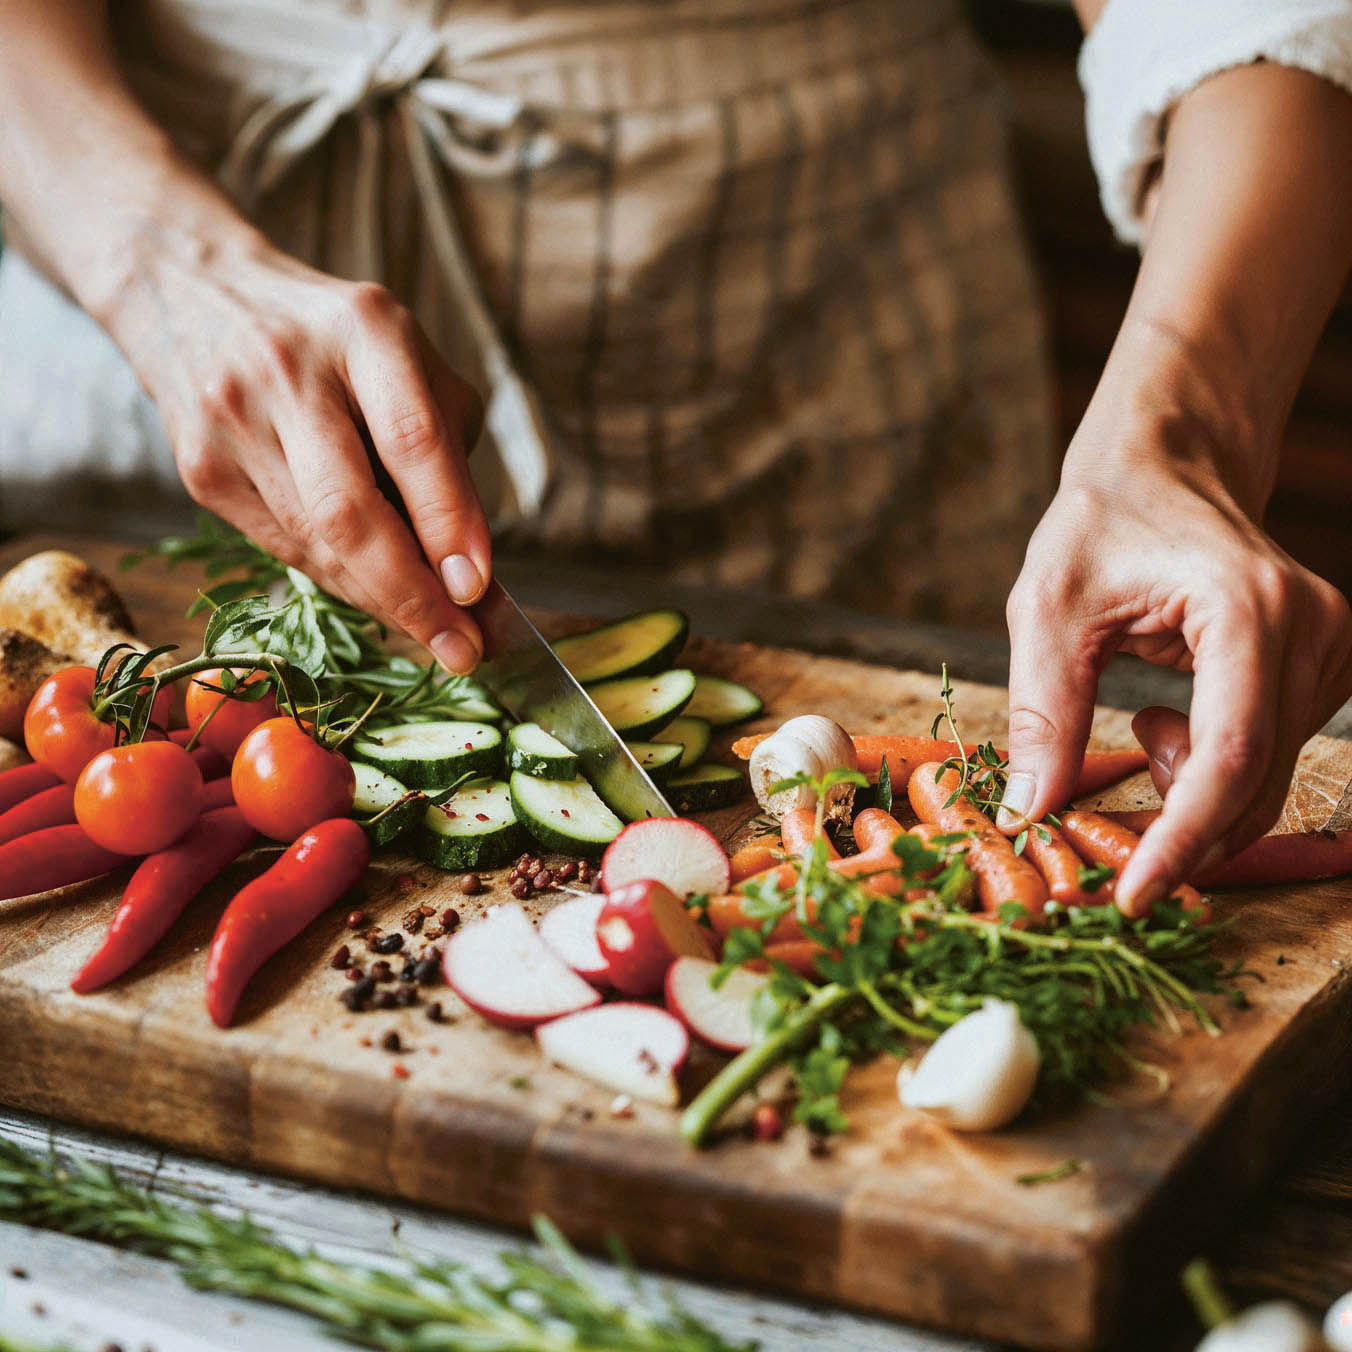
[[0, 824, 132, 900], [205, 817, 370, 1027], [0, 762, 62, 816], [0, 781, 77, 846], [200, 776, 235, 811], [72, 806, 257, 994]]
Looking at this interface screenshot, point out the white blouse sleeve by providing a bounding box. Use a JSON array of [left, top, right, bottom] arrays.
[[1079, 0, 1352, 245]]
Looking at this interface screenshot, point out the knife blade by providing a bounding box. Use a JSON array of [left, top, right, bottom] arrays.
[[472, 580, 674, 823]]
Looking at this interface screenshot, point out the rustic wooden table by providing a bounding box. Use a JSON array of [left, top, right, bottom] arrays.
[[1, 534, 1350, 1352]]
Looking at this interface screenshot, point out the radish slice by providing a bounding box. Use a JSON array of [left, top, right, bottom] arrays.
[[601, 817, 730, 898], [536, 1003, 689, 1105], [442, 903, 601, 1030], [664, 956, 768, 1053], [539, 893, 612, 988]]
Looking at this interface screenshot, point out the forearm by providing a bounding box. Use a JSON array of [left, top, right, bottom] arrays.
[[0, 0, 262, 339], [1072, 63, 1352, 515]]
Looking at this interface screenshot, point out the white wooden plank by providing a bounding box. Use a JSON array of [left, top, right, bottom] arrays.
[[0, 1109, 986, 1352]]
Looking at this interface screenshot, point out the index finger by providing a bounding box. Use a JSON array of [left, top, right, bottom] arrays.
[[1115, 610, 1281, 914]]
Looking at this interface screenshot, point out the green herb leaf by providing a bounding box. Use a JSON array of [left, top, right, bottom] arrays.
[[876, 755, 892, 815]]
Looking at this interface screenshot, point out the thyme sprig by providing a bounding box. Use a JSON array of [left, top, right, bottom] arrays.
[[0, 1136, 751, 1352], [683, 776, 1240, 1146], [125, 514, 500, 726]]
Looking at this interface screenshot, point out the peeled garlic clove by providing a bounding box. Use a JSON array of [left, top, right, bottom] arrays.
[[1324, 1290, 1352, 1351], [1197, 1301, 1326, 1352], [748, 715, 857, 824], [899, 998, 1040, 1132]]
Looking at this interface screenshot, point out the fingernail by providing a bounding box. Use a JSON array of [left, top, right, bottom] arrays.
[[431, 629, 479, 675], [996, 771, 1036, 832], [1195, 842, 1227, 875], [440, 554, 485, 606], [1117, 873, 1164, 918]]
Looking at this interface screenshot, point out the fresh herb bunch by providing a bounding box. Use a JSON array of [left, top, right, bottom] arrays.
[[0, 1136, 751, 1352], [681, 775, 1243, 1147], [125, 513, 500, 727]]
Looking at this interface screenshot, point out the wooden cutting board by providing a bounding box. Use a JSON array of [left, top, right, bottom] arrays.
[[2, 537, 1352, 1352]]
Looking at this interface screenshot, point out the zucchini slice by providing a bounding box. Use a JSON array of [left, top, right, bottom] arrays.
[[509, 772, 624, 854], [667, 763, 746, 813], [624, 740, 684, 785], [352, 720, 503, 788], [351, 761, 423, 847], [651, 715, 711, 769], [506, 722, 579, 781], [588, 669, 696, 740], [683, 675, 763, 727], [554, 609, 689, 683], [415, 778, 525, 870]]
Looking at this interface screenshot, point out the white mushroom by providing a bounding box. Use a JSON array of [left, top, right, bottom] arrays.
[[898, 998, 1040, 1132], [1197, 1301, 1327, 1351], [747, 715, 858, 825]]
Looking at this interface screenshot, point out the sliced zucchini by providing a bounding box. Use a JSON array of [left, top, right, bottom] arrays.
[[624, 740, 684, 785], [414, 778, 525, 870], [509, 772, 624, 855], [588, 669, 696, 740], [651, 715, 711, 769], [351, 761, 423, 847], [554, 609, 689, 683], [506, 722, 579, 781], [667, 763, 747, 813], [683, 675, 763, 727], [352, 720, 503, 789]]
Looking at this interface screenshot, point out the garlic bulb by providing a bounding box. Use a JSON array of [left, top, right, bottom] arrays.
[[1196, 1302, 1326, 1352], [1324, 1290, 1352, 1350], [898, 998, 1040, 1132], [748, 715, 858, 823]]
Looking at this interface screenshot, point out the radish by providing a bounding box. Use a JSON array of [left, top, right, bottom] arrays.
[[601, 817, 730, 899], [539, 893, 612, 988], [536, 1003, 689, 1105], [664, 956, 768, 1053], [596, 879, 715, 996], [442, 903, 601, 1030]]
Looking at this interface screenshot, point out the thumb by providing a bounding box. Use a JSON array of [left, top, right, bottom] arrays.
[[1131, 705, 1191, 798], [999, 607, 1099, 834]]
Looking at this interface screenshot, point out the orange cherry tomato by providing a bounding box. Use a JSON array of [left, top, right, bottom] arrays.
[[74, 741, 205, 854], [184, 668, 279, 758], [231, 718, 356, 842], [24, 667, 171, 783]]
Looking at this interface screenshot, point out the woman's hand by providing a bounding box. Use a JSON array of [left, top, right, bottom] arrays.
[[0, 1, 490, 674], [1000, 335, 1352, 913], [113, 237, 491, 675]]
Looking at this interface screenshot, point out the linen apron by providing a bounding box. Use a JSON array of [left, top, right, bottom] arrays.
[[0, 0, 1054, 626]]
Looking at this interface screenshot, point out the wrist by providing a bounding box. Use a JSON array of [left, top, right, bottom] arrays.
[[1062, 309, 1281, 520]]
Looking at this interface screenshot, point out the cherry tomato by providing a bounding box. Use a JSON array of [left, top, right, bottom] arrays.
[[231, 718, 356, 842], [184, 668, 279, 758], [24, 667, 171, 783], [74, 741, 205, 854]]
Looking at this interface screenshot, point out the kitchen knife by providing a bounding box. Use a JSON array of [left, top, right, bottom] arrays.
[[472, 580, 674, 823]]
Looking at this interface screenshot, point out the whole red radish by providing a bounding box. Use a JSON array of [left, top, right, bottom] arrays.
[[205, 817, 370, 1027], [75, 740, 204, 855], [24, 666, 170, 783], [231, 717, 355, 842], [185, 668, 279, 758], [595, 878, 714, 997]]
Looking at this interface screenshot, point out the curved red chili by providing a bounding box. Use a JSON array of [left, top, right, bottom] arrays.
[[72, 805, 257, 994], [205, 817, 370, 1027], [0, 824, 132, 900], [0, 781, 76, 847], [0, 762, 61, 815]]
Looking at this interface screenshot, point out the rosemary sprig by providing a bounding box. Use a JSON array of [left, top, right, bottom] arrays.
[[126, 514, 500, 726], [0, 1136, 751, 1352]]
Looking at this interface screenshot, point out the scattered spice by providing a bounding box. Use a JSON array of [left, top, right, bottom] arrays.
[[395, 984, 419, 1007], [345, 909, 367, 929], [418, 904, 436, 917], [752, 1104, 784, 1143], [345, 967, 365, 982], [9, 1266, 27, 1279], [534, 869, 554, 891], [381, 1030, 402, 1053], [330, 944, 350, 970], [425, 1002, 446, 1023], [396, 874, 415, 893], [608, 1094, 635, 1120], [510, 878, 531, 900], [402, 909, 425, 935], [369, 960, 393, 982], [373, 932, 405, 955], [340, 977, 375, 1011], [392, 1063, 410, 1080], [441, 907, 461, 929], [808, 1133, 831, 1158], [554, 861, 577, 882], [524, 858, 542, 878], [413, 957, 441, 986], [375, 991, 398, 1010], [458, 872, 482, 895], [577, 862, 592, 885], [560, 809, 571, 819]]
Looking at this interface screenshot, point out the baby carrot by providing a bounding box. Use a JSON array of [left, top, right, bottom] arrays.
[[1059, 810, 1205, 919], [1019, 819, 1097, 905], [781, 807, 839, 858], [729, 835, 781, 884], [1195, 830, 1352, 889]]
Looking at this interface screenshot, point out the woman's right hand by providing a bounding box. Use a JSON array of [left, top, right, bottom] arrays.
[[114, 234, 491, 674]]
